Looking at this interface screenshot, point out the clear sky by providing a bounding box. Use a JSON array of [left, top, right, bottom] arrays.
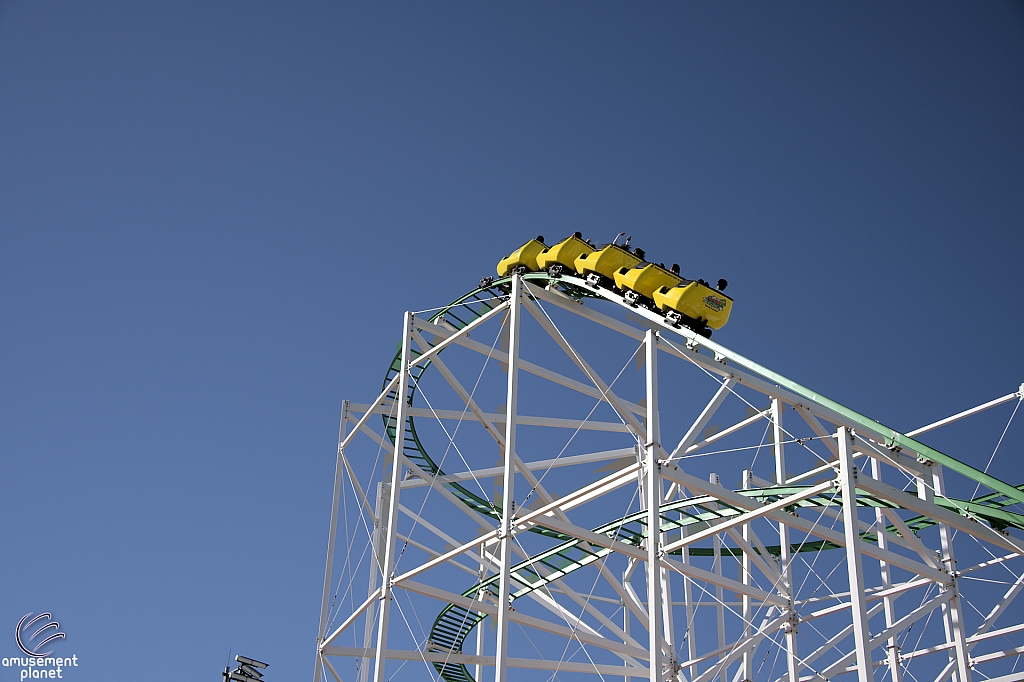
[[1, 2, 1022, 680]]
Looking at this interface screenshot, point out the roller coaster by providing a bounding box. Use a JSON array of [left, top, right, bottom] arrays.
[[314, 244, 1024, 682], [488, 233, 732, 338]]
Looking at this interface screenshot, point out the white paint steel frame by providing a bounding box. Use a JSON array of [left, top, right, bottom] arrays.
[[494, 273, 523, 682], [838, 426, 873, 682], [371, 311, 414, 682], [316, 274, 1024, 682], [645, 328, 665, 682]]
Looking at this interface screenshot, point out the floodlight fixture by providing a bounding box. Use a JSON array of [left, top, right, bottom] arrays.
[[235, 656, 268, 669], [223, 654, 269, 682], [239, 664, 263, 679]]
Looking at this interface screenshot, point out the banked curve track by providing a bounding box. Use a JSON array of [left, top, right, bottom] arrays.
[[380, 273, 1024, 682]]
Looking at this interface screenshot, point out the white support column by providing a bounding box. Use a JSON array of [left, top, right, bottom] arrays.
[[838, 426, 873, 682], [913, 464, 953, 680], [679, 520, 697, 682], [740, 469, 754, 682], [660, 551, 675, 672], [931, 463, 973, 682], [494, 274, 523, 682], [475, 551, 486, 682], [371, 312, 414, 682], [710, 473, 726, 658], [645, 329, 664, 682], [870, 457, 903, 682], [771, 398, 799, 682], [316, 400, 349, 682], [359, 483, 388, 682], [623, 597, 631, 682]]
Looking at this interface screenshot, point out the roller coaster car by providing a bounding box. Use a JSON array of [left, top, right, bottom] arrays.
[[536, 234, 595, 278], [574, 244, 641, 288], [613, 263, 683, 307], [653, 281, 733, 336], [496, 237, 547, 277]]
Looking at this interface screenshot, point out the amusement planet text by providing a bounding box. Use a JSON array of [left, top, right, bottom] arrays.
[[2, 656, 79, 680]]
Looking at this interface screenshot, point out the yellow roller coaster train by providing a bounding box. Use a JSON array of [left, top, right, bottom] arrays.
[[489, 232, 732, 338]]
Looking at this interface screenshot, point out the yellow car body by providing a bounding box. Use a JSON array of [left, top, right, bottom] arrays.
[[574, 244, 641, 281], [653, 281, 733, 330], [536, 235, 594, 272], [497, 239, 547, 277], [613, 263, 682, 301]]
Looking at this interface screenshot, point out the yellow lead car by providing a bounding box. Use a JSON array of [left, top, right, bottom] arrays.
[[653, 280, 733, 336]]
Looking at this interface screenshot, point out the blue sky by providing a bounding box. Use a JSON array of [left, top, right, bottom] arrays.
[[1, 2, 1022, 680]]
